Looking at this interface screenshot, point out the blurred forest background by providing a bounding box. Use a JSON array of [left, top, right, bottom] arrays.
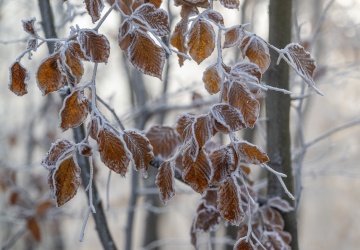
[[1, 0, 360, 249]]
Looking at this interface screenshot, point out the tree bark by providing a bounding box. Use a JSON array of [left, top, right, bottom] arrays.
[[265, 0, 298, 249]]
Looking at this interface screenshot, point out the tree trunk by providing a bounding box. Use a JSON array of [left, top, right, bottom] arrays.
[[265, 0, 298, 249]]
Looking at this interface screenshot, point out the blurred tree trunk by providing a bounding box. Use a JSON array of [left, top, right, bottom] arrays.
[[265, 1, 298, 250]]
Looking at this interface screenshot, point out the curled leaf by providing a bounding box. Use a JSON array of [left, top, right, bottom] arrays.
[[9, 61, 29, 96], [22, 18, 37, 36], [170, 19, 188, 66], [220, 0, 239, 9], [42, 139, 75, 170], [85, 0, 105, 23]]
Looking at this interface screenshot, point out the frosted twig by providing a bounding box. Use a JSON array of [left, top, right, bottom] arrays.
[[96, 94, 126, 130], [94, 3, 117, 31], [79, 207, 91, 242], [260, 164, 287, 178], [89, 157, 96, 213], [251, 233, 266, 250], [106, 170, 112, 210], [169, 49, 191, 60]]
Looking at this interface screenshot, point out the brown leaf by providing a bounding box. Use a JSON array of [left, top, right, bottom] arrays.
[[223, 25, 245, 48], [170, 19, 188, 66], [233, 141, 269, 165], [42, 139, 75, 170], [176, 113, 196, 142], [126, 30, 165, 79], [146, 125, 181, 158], [193, 206, 221, 233], [211, 103, 246, 133], [155, 161, 175, 204], [85, 0, 105, 23], [262, 207, 284, 230], [240, 35, 270, 73], [27, 217, 41, 242], [9, 61, 29, 96], [191, 114, 215, 160], [203, 10, 224, 26], [36, 52, 66, 95], [182, 148, 212, 194], [202, 189, 217, 208], [9, 191, 19, 205], [97, 125, 130, 176], [62, 41, 85, 86], [284, 43, 321, 94], [35, 200, 55, 216], [48, 155, 81, 207], [119, 20, 132, 51], [147, 0, 162, 8], [59, 90, 89, 131], [267, 197, 294, 213], [22, 18, 37, 35], [227, 81, 260, 128], [217, 176, 244, 226], [234, 238, 253, 250], [209, 145, 237, 185], [132, 4, 170, 36], [174, 0, 210, 8], [180, 5, 199, 18], [78, 144, 93, 157], [230, 62, 262, 83], [220, 0, 239, 9], [188, 19, 215, 64], [78, 30, 110, 63], [202, 63, 222, 95], [122, 130, 153, 177]]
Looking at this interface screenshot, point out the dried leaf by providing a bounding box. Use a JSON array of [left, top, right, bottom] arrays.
[[78, 30, 110, 63], [211, 103, 246, 133], [42, 139, 75, 170], [217, 176, 244, 226], [48, 155, 81, 207], [170, 19, 188, 66], [180, 5, 199, 19], [209, 145, 237, 185], [263, 207, 284, 230], [132, 4, 170, 36], [9, 191, 19, 205], [63, 41, 85, 86], [188, 19, 215, 64], [202, 189, 217, 208], [203, 10, 224, 26], [126, 30, 165, 79], [147, 0, 163, 8], [78, 144, 93, 157], [234, 238, 253, 250], [85, 0, 105, 23], [174, 0, 210, 8], [22, 18, 37, 35], [36, 52, 66, 95], [176, 113, 196, 142], [59, 90, 89, 131], [191, 114, 215, 160], [122, 130, 153, 177], [155, 161, 175, 204], [267, 197, 294, 213], [223, 25, 245, 48], [35, 200, 54, 216], [27, 38, 38, 51], [233, 141, 269, 165], [240, 35, 270, 73], [193, 206, 221, 233], [220, 0, 239, 9], [230, 62, 262, 83], [227, 81, 260, 128], [27, 217, 41, 242], [146, 125, 181, 158], [283, 43, 322, 95], [182, 148, 212, 194], [119, 20, 132, 51], [202, 63, 222, 94], [9, 61, 29, 96], [97, 126, 130, 176]]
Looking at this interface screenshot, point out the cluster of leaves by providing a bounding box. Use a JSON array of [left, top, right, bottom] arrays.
[[8, 0, 320, 249]]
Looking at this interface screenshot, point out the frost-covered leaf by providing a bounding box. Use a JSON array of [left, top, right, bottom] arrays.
[[48, 155, 81, 207], [9, 61, 29, 96], [203, 10, 224, 26], [233, 141, 269, 165], [78, 144, 93, 157], [78, 30, 110, 63], [174, 0, 210, 8], [176, 113, 196, 142], [36, 52, 66, 95], [268, 197, 294, 213], [22, 18, 37, 36], [223, 25, 244, 48], [202, 63, 222, 95], [192, 205, 221, 233], [132, 4, 170, 36], [190, 114, 215, 160], [126, 30, 165, 79], [211, 103, 246, 133], [217, 176, 244, 226], [59, 90, 89, 131], [62, 41, 85, 86], [262, 207, 284, 230], [202, 189, 217, 208], [146, 125, 181, 158], [119, 20, 132, 51], [180, 5, 199, 18], [85, 0, 105, 23], [234, 238, 253, 250], [220, 0, 239, 9], [209, 145, 237, 185], [283, 43, 322, 95], [42, 139, 75, 170], [227, 81, 260, 128], [27, 38, 38, 52], [155, 160, 175, 204], [122, 130, 153, 177], [170, 19, 188, 66], [182, 148, 212, 194], [27, 217, 41, 242], [230, 62, 262, 83], [188, 19, 215, 64], [97, 125, 130, 176], [240, 35, 270, 73]]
